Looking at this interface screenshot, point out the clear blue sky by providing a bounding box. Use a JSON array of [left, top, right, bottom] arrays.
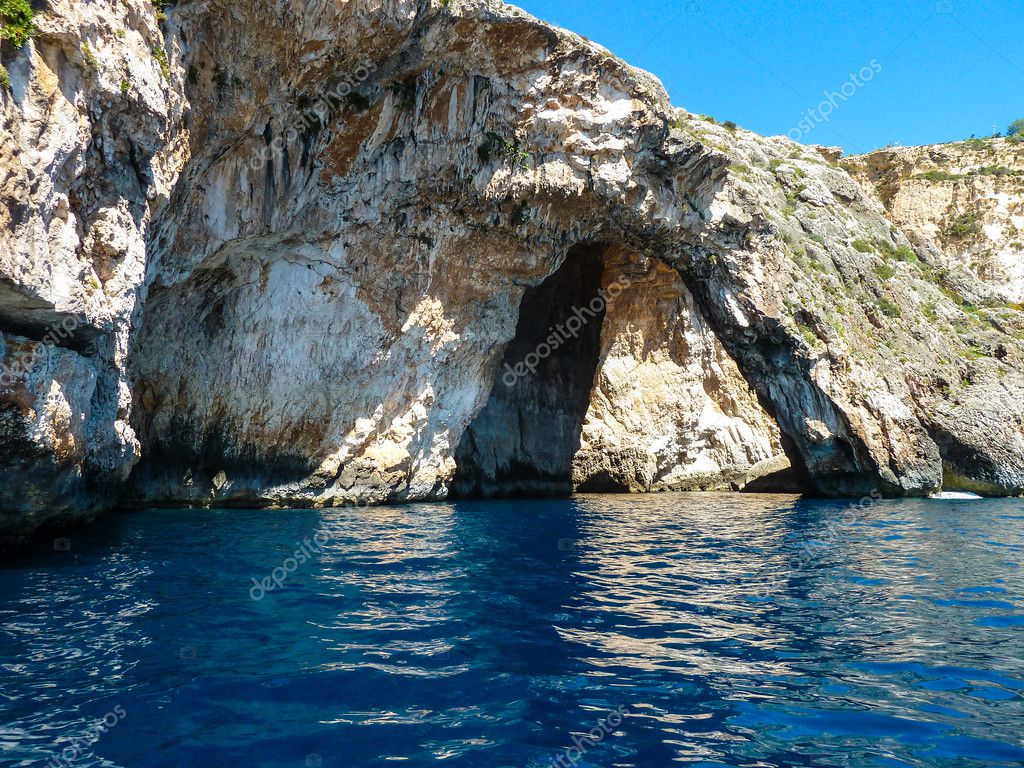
[[514, 0, 1024, 154]]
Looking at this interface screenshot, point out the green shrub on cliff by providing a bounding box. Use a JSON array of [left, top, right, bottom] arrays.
[[0, 0, 34, 48], [80, 43, 99, 75], [877, 298, 902, 318], [894, 245, 919, 263], [478, 131, 530, 168], [1008, 119, 1024, 137], [947, 212, 980, 240], [152, 45, 170, 80], [914, 169, 961, 182], [875, 262, 897, 280], [968, 166, 1023, 178]]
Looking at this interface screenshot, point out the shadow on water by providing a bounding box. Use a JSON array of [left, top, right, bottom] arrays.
[[1, 494, 1023, 767]]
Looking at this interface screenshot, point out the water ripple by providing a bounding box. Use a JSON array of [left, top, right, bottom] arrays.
[[0, 495, 1023, 766]]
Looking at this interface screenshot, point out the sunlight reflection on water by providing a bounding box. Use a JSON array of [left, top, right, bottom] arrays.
[[1, 493, 1023, 767]]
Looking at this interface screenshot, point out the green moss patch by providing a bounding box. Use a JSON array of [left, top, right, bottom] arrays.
[[0, 0, 34, 48]]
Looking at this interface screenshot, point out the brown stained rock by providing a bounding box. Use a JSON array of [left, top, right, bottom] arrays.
[[321, 103, 387, 183], [482, 20, 557, 76]]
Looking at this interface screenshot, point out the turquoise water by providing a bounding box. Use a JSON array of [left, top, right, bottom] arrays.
[[1, 494, 1023, 767]]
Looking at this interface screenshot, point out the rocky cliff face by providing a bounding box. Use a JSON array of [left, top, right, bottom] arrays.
[[2, 0, 1023, 541], [0, 0, 185, 539], [848, 138, 1024, 304], [572, 245, 790, 494]]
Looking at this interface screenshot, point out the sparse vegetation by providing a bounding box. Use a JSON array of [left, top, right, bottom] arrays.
[[967, 166, 1023, 178], [795, 319, 819, 349], [0, 0, 35, 48], [81, 43, 99, 76], [914, 170, 961, 182], [120, 78, 131, 93], [875, 262, 897, 280], [478, 131, 530, 168], [963, 344, 987, 361], [875, 239, 897, 259], [915, 260, 946, 284], [894, 245, 918, 263], [152, 45, 170, 80], [947, 212, 981, 240], [0, 63, 9, 91], [939, 285, 965, 306], [727, 163, 751, 179], [851, 239, 874, 253], [877, 298, 902, 318], [1008, 119, 1024, 137]]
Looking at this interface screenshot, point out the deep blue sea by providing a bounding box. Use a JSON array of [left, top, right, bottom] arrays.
[[2, 494, 1024, 768]]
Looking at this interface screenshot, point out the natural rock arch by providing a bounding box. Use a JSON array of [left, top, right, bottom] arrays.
[[452, 241, 801, 498]]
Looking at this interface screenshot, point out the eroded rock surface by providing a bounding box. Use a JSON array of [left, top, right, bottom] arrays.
[[2, 0, 1024, 540], [0, 0, 185, 537], [573, 245, 790, 493], [450, 242, 789, 498], [849, 138, 1024, 303], [452, 243, 611, 498]]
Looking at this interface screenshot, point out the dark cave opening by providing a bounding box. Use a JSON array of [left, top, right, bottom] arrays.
[[451, 244, 610, 498], [451, 242, 814, 500]]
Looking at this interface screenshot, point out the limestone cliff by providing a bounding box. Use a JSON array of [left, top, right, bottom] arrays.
[[573, 246, 790, 494], [0, 0, 186, 538], [1, 0, 1023, 542], [848, 138, 1024, 303]]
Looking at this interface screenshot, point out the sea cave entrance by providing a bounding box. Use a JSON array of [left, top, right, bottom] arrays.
[[452, 243, 610, 497], [451, 242, 806, 499]]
